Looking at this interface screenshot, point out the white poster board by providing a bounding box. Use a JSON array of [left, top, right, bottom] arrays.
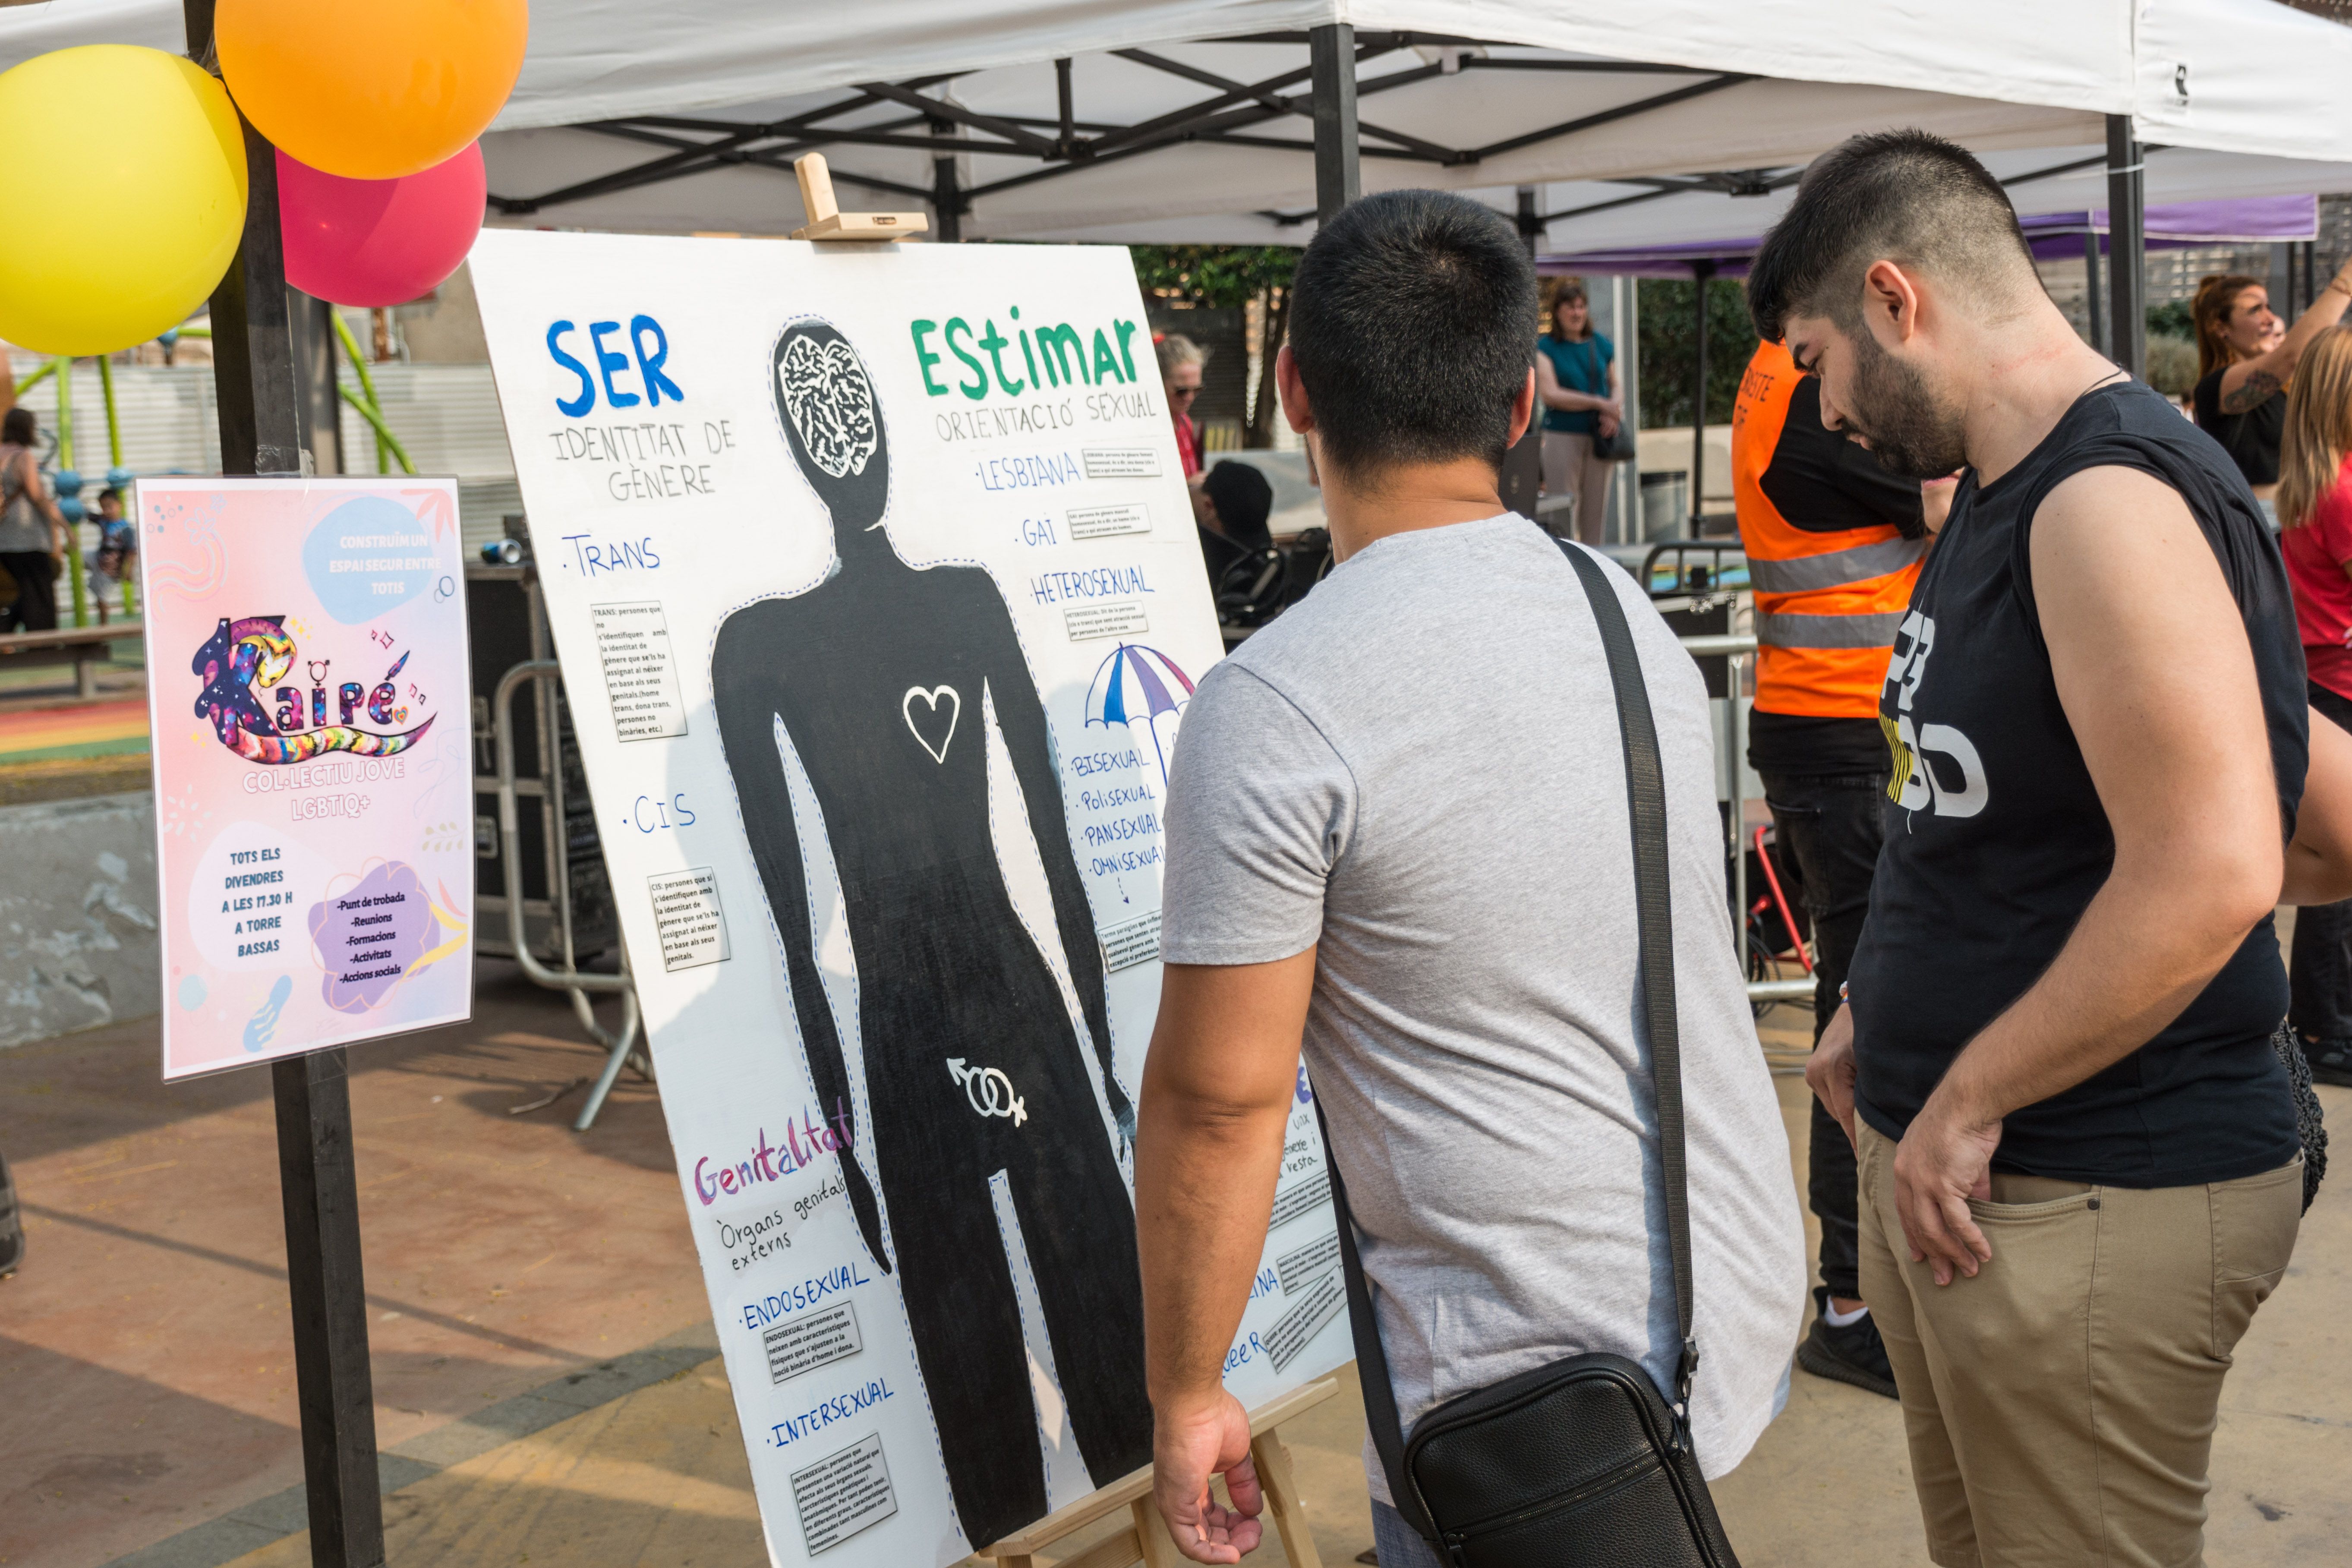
[[470, 231, 1348, 1565]]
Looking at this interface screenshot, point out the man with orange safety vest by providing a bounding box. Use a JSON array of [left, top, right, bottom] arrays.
[[1733, 337, 1949, 1401]]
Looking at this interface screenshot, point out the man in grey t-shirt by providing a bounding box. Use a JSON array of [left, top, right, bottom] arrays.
[[1134, 191, 1805, 1568]]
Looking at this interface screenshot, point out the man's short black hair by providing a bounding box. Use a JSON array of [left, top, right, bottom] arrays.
[[1288, 189, 1535, 477], [1749, 129, 2037, 344]]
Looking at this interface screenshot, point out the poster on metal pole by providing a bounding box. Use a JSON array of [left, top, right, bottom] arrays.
[[138, 475, 475, 1081], [470, 230, 1348, 1564]]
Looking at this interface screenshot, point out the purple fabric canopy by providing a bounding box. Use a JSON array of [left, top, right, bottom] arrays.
[[1539, 194, 2319, 278]]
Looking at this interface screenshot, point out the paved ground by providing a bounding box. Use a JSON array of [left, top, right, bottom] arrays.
[[6, 981, 2349, 1568], [1, 964, 695, 1568]]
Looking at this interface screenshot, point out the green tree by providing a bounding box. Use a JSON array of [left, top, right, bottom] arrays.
[[1129, 244, 1299, 446], [1638, 276, 1759, 429], [2146, 299, 2195, 340]]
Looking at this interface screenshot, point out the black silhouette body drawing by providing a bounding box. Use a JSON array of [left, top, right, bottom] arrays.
[[711, 322, 1153, 1548]]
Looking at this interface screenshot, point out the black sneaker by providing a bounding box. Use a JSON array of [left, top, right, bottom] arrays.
[[1796, 1286, 1896, 1399], [2308, 1038, 2352, 1089]]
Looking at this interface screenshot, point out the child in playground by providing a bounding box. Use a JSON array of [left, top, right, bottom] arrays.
[[85, 486, 134, 623]]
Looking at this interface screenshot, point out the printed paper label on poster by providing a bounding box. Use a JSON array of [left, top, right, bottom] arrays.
[[472, 231, 1348, 1568], [137, 476, 473, 1079], [649, 866, 729, 972], [592, 599, 688, 741]]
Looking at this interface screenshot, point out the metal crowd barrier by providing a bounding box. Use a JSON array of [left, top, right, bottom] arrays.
[[1676, 630, 1819, 1009], [493, 660, 646, 1131]]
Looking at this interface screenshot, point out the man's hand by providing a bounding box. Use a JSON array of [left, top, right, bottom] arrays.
[[1152, 1388, 1264, 1564], [1805, 1003, 1859, 1151], [1891, 1095, 2000, 1286], [1136, 955, 1318, 1564]]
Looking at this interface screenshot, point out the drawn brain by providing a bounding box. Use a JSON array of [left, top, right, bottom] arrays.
[[777, 334, 879, 479]]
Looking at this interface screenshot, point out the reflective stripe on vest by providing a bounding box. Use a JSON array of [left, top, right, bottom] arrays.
[[1745, 534, 1927, 595], [1755, 608, 1912, 649], [1733, 340, 1925, 716]]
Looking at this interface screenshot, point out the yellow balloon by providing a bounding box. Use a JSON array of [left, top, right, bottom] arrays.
[[0, 47, 246, 357], [218, 0, 528, 181]]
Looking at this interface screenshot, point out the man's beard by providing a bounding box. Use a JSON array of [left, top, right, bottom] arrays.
[[1845, 326, 1967, 480]]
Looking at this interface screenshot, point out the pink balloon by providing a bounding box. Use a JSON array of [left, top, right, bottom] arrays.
[[277, 142, 486, 308]]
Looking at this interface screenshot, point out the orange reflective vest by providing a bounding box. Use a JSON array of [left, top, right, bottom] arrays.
[[1732, 341, 1927, 716]]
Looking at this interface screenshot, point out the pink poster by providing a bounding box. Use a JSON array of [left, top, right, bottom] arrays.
[[137, 476, 474, 1080]]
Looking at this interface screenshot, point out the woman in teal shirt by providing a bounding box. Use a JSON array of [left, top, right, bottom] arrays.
[[1535, 281, 1621, 544]]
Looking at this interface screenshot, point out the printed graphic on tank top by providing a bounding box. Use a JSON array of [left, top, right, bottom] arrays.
[[1847, 378, 2306, 1186]]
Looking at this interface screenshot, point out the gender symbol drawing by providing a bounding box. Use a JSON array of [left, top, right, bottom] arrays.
[[1083, 643, 1195, 789], [712, 322, 1152, 1549]]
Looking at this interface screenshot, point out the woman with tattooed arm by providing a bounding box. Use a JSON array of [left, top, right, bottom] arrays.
[[2192, 262, 2352, 512]]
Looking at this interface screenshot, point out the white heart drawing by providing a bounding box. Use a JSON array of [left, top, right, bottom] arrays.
[[902, 685, 961, 764]]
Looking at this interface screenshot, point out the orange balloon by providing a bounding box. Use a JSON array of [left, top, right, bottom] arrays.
[[217, 0, 527, 180]]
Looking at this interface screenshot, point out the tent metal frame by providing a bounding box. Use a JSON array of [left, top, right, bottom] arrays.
[[484, 23, 2151, 378], [488, 30, 1767, 239], [488, 21, 2154, 470]]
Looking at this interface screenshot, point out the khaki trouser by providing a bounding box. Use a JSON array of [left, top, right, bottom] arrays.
[[1539, 430, 1611, 546], [1856, 1123, 2301, 1568]]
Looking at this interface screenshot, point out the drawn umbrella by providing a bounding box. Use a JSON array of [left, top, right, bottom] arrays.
[[1083, 643, 1195, 788]]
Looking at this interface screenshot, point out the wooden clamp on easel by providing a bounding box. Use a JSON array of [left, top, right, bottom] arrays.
[[791, 152, 929, 241], [974, 1376, 1340, 1568]]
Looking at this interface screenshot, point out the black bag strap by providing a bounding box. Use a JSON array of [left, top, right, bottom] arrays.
[[1318, 535, 1699, 1538]]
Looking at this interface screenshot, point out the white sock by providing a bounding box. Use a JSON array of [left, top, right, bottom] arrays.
[[1823, 1300, 1870, 1329]]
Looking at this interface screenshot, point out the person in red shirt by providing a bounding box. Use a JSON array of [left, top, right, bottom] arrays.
[[1159, 332, 1207, 480], [2277, 323, 2352, 1085]]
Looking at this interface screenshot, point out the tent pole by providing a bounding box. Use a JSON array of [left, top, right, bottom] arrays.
[[1054, 57, 1075, 158], [1690, 259, 1713, 538], [2084, 230, 2107, 357], [296, 293, 341, 475], [1617, 275, 1639, 545], [1309, 23, 1359, 224], [197, 38, 308, 471], [2104, 115, 2145, 380], [930, 114, 963, 242], [1503, 185, 1544, 529], [186, 3, 384, 1565]]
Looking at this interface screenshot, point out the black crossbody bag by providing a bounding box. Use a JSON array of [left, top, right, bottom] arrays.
[[1316, 539, 1740, 1568]]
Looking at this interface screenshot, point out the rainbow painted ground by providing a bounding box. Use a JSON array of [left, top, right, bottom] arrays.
[[0, 697, 151, 763]]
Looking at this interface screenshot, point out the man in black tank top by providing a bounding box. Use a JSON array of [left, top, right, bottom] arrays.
[[1751, 132, 2308, 1568]]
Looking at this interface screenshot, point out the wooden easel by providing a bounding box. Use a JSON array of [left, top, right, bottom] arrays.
[[791, 152, 930, 241], [973, 1376, 1339, 1568]]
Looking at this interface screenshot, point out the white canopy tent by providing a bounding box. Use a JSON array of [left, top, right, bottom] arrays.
[[478, 57, 2103, 243], [7, 0, 2337, 236], [0, 1, 2137, 135], [0, 2, 2134, 231], [3, 1, 2344, 396], [4, 3, 2342, 237]]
